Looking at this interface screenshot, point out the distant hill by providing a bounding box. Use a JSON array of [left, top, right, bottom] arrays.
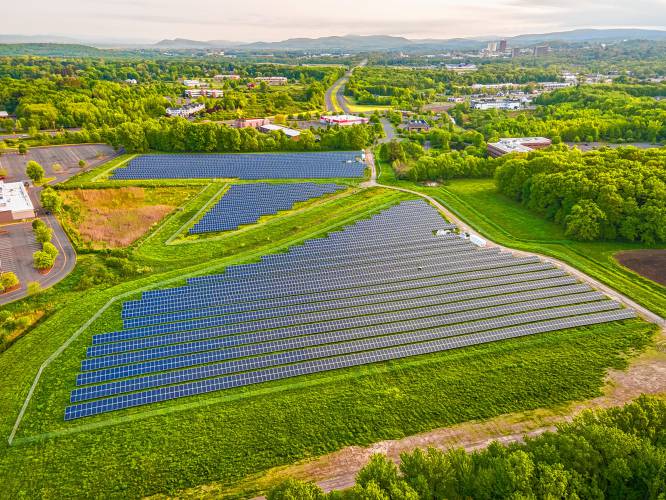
[[510, 28, 666, 46], [242, 35, 413, 51], [0, 43, 109, 57], [154, 38, 241, 49]]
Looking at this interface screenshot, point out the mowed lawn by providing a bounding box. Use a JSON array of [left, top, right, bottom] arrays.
[[60, 187, 200, 249], [424, 178, 666, 316]]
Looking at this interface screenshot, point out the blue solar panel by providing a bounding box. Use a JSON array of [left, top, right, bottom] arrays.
[[110, 152, 366, 180], [64, 200, 636, 420]]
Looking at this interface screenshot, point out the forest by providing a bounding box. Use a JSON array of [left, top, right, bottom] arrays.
[[268, 396, 666, 500], [494, 146, 666, 243]]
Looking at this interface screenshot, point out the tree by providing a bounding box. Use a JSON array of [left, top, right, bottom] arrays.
[[26, 160, 44, 183], [40, 188, 62, 213], [33, 250, 55, 270], [27, 281, 41, 295], [78, 159, 87, 168], [565, 200, 606, 241], [18, 143, 27, 155], [0, 272, 19, 291], [42, 241, 59, 259], [33, 224, 53, 244], [267, 478, 326, 500]]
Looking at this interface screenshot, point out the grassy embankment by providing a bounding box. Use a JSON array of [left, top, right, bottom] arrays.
[[377, 162, 666, 318]]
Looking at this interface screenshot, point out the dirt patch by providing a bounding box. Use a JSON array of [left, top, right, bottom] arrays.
[[61, 187, 196, 249], [615, 249, 666, 286]]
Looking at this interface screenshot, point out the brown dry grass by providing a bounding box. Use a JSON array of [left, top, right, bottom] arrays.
[[62, 187, 194, 248]]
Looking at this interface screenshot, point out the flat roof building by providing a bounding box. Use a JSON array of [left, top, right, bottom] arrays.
[[0, 111, 8, 118], [184, 88, 224, 98], [255, 76, 288, 85], [0, 181, 35, 222], [182, 79, 201, 87], [487, 137, 552, 157], [258, 124, 301, 139], [214, 74, 240, 81], [234, 118, 271, 128], [320, 114, 369, 126], [471, 99, 523, 110], [166, 102, 205, 118]]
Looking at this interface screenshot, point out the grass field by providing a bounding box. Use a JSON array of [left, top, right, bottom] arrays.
[[60, 186, 200, 249], [0, 153, 660, 498], [377, 163, 666, 318], [344, 95, 393, 113]]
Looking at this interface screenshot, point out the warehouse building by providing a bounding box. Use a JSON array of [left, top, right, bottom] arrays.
[[214, 74, 240, 81], [0, 181, 35, 222], [320, 115, 369, 126], [258, 124, 301, 140], [234, 118, 271, 128], [255, 76, 288, 85], [184, 88, 224, 98], [487, 137, 552, 157], [166, 103, 205, 118]]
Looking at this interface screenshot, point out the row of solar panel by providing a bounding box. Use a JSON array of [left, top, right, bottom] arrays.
[[190, 183, 346, 234], [89, 279, 590, 360], [111, 152, 366, 180], [64, 309, 635, 419]]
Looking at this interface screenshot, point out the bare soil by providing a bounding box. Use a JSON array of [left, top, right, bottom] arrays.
[[615, 249, 666, 286]]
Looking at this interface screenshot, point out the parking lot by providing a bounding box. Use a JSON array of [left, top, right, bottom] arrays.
[[0, 144, 118, 182], [0, 222, 41, 295]]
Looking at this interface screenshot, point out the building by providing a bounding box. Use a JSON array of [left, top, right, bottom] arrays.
[[0, 181, 35, 222], [184, 88, 224, 98], [255, 76, 288, 86], [124, 79, 137, 85], [0, 111, 8, 118], [444, 63, 477, 72], [320, 115, 369, 126], [512, 48, 522, 58], [533, 45, 550, 57], [166, 103, 205, 118], [234, 118, 271, 128], [258, 123, 301, 140], [498, 40, 508, 52], [471, 99, 522, 110], [182, 79, 201, 87], [404, 119, 430, 132], [486, 41, 498, 53], [487, 137, 552, 157], [214, 74, 240, 81]]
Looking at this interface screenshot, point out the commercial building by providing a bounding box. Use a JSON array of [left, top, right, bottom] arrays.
[[534, 45, 550, 57], [498, 40, 508, 52], [166, 103, 205, 118], [234, 118, 271, 128], [404, 119, 430, 132], [184, 88, 224, 98], [258, 123, 301, 140], [214, 74, 240, 81], [255, 76, 288, 86], [471, 99, 523, 110], [445, 63, 478, 72], [486, 41, 498, 53], [320, 115, 369, 126], [0, 181, 35, 222], [487, 137, 552, 157], [0, 111, 8, 118], [124, 79, 137, 85], [182, 79, 201, 87]]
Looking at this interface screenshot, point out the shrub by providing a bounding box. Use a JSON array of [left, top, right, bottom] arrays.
[[42, 241, 59, 258], [34, 224, 53, 244], [26, 160, 45, 182], [27, 281, 41, 295], [33, 250, 55, 270], [40, 187, 62, 213], [0, 272, 19, 290]]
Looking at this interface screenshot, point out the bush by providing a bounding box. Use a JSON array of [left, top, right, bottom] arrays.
[[40, 187, 62, 213], [26, 160, 45, 182], [32, 218, 46, 231], [27, 281, 41, 295], [78, 159, 87, 168], [33, 250, 55, 270], [42, 241, 59, 258], [34, 224, 53, 244], [0, 272, 19, 290]]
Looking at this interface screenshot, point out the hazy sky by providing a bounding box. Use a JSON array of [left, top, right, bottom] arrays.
[[5, 0, 666, 42]]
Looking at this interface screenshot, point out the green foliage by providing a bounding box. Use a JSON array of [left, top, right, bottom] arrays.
[[32, 250, 55, 270], [17, 143, 27, 155], [0, 272, 19, 290], [42, 241, 59, 259], [40, 187, 62, 213], [271, 397, 666, 500], [33, 223, 53, 244], [267, 478, 327, 500], [25, 160, 44, 182], [494, 147, 666, 243], [26, 281, 41, 295]]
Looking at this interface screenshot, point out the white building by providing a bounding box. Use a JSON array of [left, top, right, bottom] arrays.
[[166, 103, 205, 118], [258, 124, 301, 139], [124, 79, 138, 85], [184, 89, 224, 98], [445, 63, 477, 72], [487, 137, 552, 157], [0, 111, 9, 118], [255, 76, 288, 86], [182, 79, 201, 87], [471, 99, 522, 110], [320, 114, 369, 126], [0, 181, 35, 222]]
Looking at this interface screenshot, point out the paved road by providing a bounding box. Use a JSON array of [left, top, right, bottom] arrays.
[[364, 150, 664, 327], [324, 59, 367, 114], [378, 118, 397, 143]]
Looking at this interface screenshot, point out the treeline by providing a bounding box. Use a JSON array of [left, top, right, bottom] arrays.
[[495, 146, 666, 242], [268, 396, 666, 500], [463, 86, 666, 143], [111, 118, 379, 153]]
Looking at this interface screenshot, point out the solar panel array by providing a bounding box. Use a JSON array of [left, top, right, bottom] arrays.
[[110, 152, 366, 180], [190, 182, 346, 234], [64, 200, 635, 420]]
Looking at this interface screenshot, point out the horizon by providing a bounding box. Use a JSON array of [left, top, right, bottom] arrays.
[[3, 0, 666, 44]]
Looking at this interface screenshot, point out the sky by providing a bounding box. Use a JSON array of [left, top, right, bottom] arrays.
[[4, 0, 666, 43]]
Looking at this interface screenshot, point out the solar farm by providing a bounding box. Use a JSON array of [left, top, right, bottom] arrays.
[[64, 200, 635, 420], [110, 151, 367, 180], [190, 182, 346, 234]]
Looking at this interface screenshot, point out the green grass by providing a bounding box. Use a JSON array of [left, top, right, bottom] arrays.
[[377, 162, 666, 317], [0, 158, 660, 498]]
